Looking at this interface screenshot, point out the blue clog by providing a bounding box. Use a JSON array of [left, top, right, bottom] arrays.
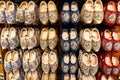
[[61, 29, 70, 52], [61, 53, 69, 73], [61, 2, 70, 25], [70, 28, 79, 52], [71, 1, 80, 25], [70, 52, 78, 74]]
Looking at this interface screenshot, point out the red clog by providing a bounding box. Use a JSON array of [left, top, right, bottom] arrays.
[[102, 53, 112, 76], [101, 29, 113, 52], [104, 1, 117, 26], [112, 29, 120, 52], [111, 54, 120, 76]]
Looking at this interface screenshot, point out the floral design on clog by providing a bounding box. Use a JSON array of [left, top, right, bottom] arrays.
[[16, 9, 25, 22], [0, 11, 5, 23], [39, 12, 48, 24], [5, 11, 16, 24], [49, 11, 58, 24], [25, 11, 36, 25], [61, 40, 70, 52], [102, 39, 113, 52], [1, 39, 9, 49], [113, 41, 120, 52], [71, 11, 80, 25], [4, 62, 12, 73], [61, 11, 70, 25]]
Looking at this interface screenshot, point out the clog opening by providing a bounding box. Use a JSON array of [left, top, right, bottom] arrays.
[[41, 28, 48, 40], [12, 51, 18, 61], [104, 30, 112, 40], [21, 29, 27, 38], [85, 0, 93, 11], [105, 56, 112, 66], [40, 1, 47, 12], [7, 2, 13, 11], [48, 1, 56, 11], [49, 52, 56, 64], [23, 51, 29, 61], [20, 2, 27, 10], [28, 2, 34, 11], [112, 31, 120, 40], [42, 51, 49, 64], [95, 1, 103, 11], [49, 28, 56, 39], [64, 74, 69, 80], [28, 28, 34, 37], [92, 29, 99, 40], [14, 70, 19, 79], [62, 31, 69, 40], [2, 28, 8, 38], [112, 56, 119, 66], [71, 54, 76, 64], [108, 1, 116, 11], [0, 2, 5, 11], [90, 54, 97, 66], [64, 54, 69, 64], [84, 29, 91, 41], [10, 28, 16, 38], [29, 50, 36, 62], [71, 2, 78, 11], [5, 52, 11, 62], [83, 53, 90, 66], [63, 3, 69, 10], [70, 30, 77, 39]]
